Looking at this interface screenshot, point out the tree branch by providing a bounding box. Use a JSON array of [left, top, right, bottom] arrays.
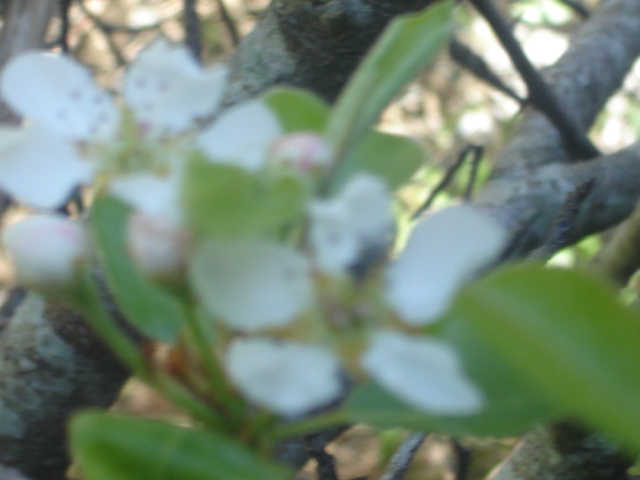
[[469, 0, 600, 160]]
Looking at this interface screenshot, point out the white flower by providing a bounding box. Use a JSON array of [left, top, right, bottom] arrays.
[[308, 173, 392, 274], [127, 213, 190, 281], [1, 52, 118, 141], [362, 330, 483, 415], [226, 337, 343, 417], [197, 100, 281, 172], [189, 239, 313, 331], [123, 38, 228, 138], [385, 205, 505, 325], [3, 215, 86, 293], [0, 38, 228, 212]]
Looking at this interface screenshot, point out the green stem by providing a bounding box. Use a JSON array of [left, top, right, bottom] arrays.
[[180, 299, 245, 419]]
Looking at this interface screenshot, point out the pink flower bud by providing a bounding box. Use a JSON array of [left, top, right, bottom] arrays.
[[3, 215, 86, 293], [269, 133, 331, 175], [127, 213, 190, 282]]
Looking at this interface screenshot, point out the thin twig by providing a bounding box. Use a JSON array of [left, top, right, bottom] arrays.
[[76, 0, 148, 66], [463, 144, 483, 201], [215, 0, 240, 47], [451, 439, 473, 480], [59, 0, 73, 53], [379, 432, 427, 480], [184, 0, 202, 62], [449, 39, 524, 105], [414, 145, 477, 218], [529, 177, 597, 261], [305, 434, 339, 480], [468, 0, 600, 160], [558, 0, 590, 19]]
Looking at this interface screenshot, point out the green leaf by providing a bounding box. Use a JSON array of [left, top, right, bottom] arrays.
[[329, 130, 425, 193], [182, 155, 307, 237], [91, 197, 183, 341], [264, 88, 329, 133], [70, 412, 290, 480], [325, 0, 453, 161], [456, 264, 640, 450], [345, 314, 555, 436]]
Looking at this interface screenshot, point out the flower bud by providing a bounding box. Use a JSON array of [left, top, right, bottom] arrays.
[[127, 213, 190, 282], [269, 133, 331, 175], [3, 215, 86, 294]]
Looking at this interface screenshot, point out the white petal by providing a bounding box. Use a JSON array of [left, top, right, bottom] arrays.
[[226, 337, 343, 417], [123, 38, 228, 137], [109, 168, 183, 225], [340, 173, 393, 243], [189, 239, 312, 331], [269, 133, 331, 174], [3, 215, 86, 293], [362, 330, 483, 415], [308, 173, 392, 274], [127, 213, 190, 281], [385, 205, 505, 325], [197, 100, 281, 172], [2, 52, 118, 141], [0, 124, 95, 209], [308, 200, 359, 274]]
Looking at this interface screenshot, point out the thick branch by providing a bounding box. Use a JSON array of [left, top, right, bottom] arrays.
[[221, 0, 439, 107], [489, 0, 640, 175], [474, 0, 640, 257], [489, 422, 631, 480], [0, 291, 128, 480]]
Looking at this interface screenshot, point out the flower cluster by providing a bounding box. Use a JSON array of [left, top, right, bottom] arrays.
[[0, 39, 506, 420]]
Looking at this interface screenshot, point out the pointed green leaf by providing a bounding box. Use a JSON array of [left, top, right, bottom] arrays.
[[91, 197, 183, 341], [329, 130, 425, 193], [326, 0, 453, 162], [264, 88, 329, 133], [456, 264, 640, 450], [70, 412, 290, 480]]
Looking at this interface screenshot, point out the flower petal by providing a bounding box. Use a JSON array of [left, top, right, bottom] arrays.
[[0, 124, 95, 209], [362, 330, 483, 415], [226, 337, 343, 417], [109, 168, 183, 225], [189, 239, 312, 331], [123, 38, 228, 137], [197, 100, 281, 172], [340, 174, 393, 242], [385, 205, 505, 325], [1, 52, 117, 141], [127, 213, 190, 281], [3, 214, 86, 293], [308, 173, 392, 274]]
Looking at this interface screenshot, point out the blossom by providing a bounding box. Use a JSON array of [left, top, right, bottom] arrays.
[[362, 330, 484, 415], [197, 100, 281, 172], [189, 238, 313, 332], [3, 215, 86, 293], [385, 205, 505, 325], [127, 213, 191, 281], [308, 173, 393, 274], [0, 38, 228, 212], [225, 337, 343, 417]]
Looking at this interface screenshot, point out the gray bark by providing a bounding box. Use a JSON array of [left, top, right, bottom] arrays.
[[0, 291, 128, 480]]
